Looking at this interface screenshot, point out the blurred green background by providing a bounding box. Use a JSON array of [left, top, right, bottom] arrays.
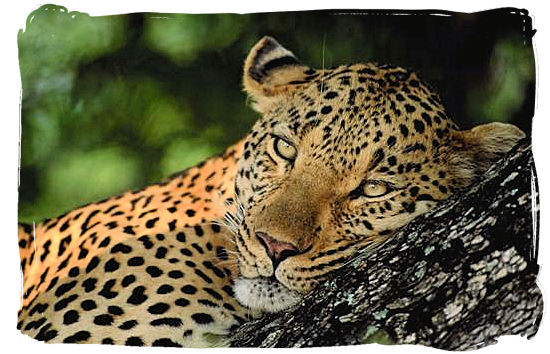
[[18, 5, 535, 223]]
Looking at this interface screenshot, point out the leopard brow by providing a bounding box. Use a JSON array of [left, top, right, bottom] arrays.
[[365, 148, 385, 171], [271, 126, 296, 144]]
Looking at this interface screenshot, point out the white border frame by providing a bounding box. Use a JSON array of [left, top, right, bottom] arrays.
[[1, 1, 547, 353]]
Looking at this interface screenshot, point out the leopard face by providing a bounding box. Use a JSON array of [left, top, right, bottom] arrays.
[[230, 37, 525, 312]]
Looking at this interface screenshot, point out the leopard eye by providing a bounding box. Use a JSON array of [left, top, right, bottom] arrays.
[[273, 137, 297, 161], [362, 181, 390, 198], [349, 180, 394, 200]]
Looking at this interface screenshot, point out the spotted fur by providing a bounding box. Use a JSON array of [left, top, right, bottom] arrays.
[[17, 36, 525, 346]]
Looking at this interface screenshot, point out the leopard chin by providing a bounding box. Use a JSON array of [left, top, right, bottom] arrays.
[[233, 276, 302, 313]]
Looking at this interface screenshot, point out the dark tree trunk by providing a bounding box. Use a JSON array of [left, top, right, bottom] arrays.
[[230, 141, 543, 350]]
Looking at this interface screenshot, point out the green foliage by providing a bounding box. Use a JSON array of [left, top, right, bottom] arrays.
[[160, 138, 218, 177], [144, 14, 247, 64], [74, 77, 192, 148], [25, 146, 140, 222], [18, 4, 124, 88], [468, 36, 536, 123], [18, 7, 535, 223]]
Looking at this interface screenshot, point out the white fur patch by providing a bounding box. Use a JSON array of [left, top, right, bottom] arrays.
[[233, 277, 302, 313]]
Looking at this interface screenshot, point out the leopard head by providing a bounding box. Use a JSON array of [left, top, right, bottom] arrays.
[[230, 36, 525, 313]]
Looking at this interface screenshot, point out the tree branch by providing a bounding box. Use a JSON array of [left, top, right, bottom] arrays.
[[230, 141, 543, 350]]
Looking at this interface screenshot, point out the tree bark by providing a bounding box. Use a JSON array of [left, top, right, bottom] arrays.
[[230, 141, 543, 350]]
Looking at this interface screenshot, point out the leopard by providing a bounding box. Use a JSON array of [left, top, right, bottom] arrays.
[[16, 36, 525, 347]]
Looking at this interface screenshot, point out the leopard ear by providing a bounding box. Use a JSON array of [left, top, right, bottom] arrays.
[[445, 122, 526, 186], [243, 36, 312, 113]]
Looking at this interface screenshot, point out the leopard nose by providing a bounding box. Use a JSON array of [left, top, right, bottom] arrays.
[[256, 232, 299, 268]]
